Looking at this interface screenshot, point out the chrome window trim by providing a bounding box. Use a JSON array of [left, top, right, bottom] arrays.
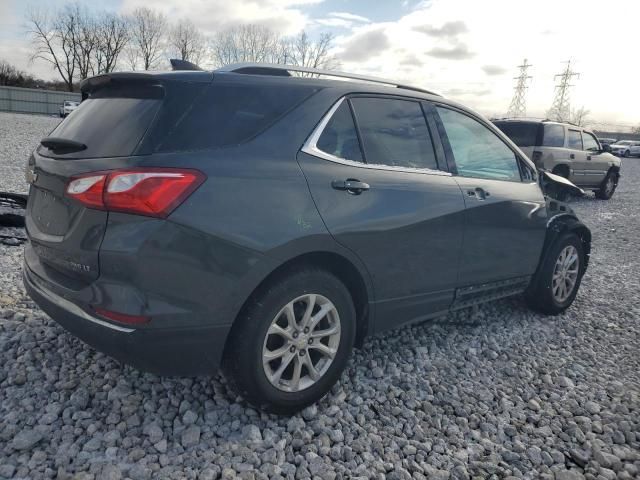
[[301, 97, 452, 177]]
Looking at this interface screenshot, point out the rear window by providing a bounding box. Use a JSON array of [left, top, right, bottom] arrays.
[[152, 82, 318, 153], [542, 124, 565, 147], [41, 85, 163, 159], [493, 121, 539, 147]]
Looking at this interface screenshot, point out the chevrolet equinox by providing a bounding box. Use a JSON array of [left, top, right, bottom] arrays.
[[23, 63, 591, 413]]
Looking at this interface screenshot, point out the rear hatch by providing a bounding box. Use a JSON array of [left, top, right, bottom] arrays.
[[25, 73, 209, 286]]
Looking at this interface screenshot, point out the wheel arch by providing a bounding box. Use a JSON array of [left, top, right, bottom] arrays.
[[551, 163, 571, 178], [541, 214, 591, 272], [226, 251, 373, 355]]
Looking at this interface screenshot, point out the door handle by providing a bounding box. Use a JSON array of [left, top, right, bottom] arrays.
[[332, 179, 370, 195], [586, 155, 592, 160], [467, 187, 490, 200], [569, 153, 575, 159]]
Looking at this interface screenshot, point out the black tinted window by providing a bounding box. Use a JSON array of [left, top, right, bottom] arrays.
[[437, 107, 521, 181], [155, 83, 316, 152], [42, 85, 163, 159], [543, 124, 565, 147], [316, 101, 363, 162], [567, 130, 582, 150], [350, 98, 438, 169], [493, 122, 539, 147]]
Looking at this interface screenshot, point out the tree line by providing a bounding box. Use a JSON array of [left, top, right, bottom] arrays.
[[24, 3, 339, 92]]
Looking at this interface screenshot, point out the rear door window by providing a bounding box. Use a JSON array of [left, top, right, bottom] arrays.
[[316, 101, 363, 162], [349, 97, 438, 170], [41, 85, 163, 159], [437, 107, 521, 182], [542, 124, 565, 147], [567, 130, 583, 150]]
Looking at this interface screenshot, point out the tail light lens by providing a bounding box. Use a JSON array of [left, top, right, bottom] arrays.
[[66, 168, 205, 218], [93, 307, 150, 325]]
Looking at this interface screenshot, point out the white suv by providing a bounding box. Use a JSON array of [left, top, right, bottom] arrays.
[[610, 140, 640, 157], [59, 100, 79, 118]]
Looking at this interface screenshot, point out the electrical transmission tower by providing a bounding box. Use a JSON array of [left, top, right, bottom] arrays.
[[507, 58, 532, 117], [547, 60, 579, 122]]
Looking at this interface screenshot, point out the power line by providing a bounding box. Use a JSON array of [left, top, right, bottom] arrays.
[[506, 58, 532, 117], [547, 60, 579, 122]]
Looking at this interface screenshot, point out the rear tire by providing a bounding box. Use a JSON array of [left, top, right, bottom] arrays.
[[595, 170, 618, 200], [223, 268, 356, 414], [623, 150, 630, 158], [526, 233, 585, 315]]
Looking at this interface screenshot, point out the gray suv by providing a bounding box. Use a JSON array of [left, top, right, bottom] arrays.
[[493, 119, 621, 199], [23, 64, 591, 413]]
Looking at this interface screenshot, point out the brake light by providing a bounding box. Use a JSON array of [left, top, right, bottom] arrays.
[[93, 307, 150, 325], [66, 168, 205, 218]]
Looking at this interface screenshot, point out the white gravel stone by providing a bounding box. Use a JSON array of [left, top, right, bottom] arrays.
[[0, 112, 639, 478]]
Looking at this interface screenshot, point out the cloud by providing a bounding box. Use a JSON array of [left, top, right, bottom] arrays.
[[328, 12, 370, 23], [339, 29, 390, 62], [399, 53, 423, 67], [413, 20, 468, 37], [120, 0, 317, 35], [444, 87, 492, 97], [426, 43, 474, 60], [482, 65, 507, 75]]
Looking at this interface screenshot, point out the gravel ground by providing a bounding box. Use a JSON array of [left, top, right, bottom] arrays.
[[0, 112, 60, 194], [0, 112, 638, 480]]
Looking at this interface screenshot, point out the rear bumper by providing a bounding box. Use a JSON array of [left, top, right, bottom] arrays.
[[23, 262, 231, 376]]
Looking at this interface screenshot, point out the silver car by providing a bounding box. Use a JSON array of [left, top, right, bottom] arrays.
[[610, 140, 640, 157]]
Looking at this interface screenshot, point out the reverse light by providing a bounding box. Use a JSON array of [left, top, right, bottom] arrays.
[[93, 307, 150, 325], [66, 168, 205, 218]]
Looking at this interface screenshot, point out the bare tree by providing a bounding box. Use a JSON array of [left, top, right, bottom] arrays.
[[26, 7, 77, 91], [570, 106, 591, 127], [129, 7, 167, 70], [64, 3, 98, 80], [211, 25, 339, 73], [632, 125, 640, 135], [169, 19, 206, 65], [93, 13, 130, 74], [288, 31, 340, 74], [211, 24, 280, 66]]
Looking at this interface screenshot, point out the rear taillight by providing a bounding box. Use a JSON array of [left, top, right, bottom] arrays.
[[66, 168, 205, 218], [93, 307, 150, 325]]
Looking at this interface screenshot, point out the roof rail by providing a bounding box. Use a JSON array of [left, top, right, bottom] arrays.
[[215, 63, 441, 96]]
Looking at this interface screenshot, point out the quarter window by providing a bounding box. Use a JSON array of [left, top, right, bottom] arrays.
[[349, 98, 438, 170], [582, 132, 600, 151], [567, 130, 583, 150], [437, 107, 521, 181], [316, 101, 364, 162]]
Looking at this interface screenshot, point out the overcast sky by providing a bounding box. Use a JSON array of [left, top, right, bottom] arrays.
[[1, 0, 637, 129]]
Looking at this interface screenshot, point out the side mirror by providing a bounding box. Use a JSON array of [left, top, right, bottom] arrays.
[[602, 144, 612, 153]]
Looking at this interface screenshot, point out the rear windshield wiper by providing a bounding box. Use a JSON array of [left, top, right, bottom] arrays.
[[41, 137, 87, 154]]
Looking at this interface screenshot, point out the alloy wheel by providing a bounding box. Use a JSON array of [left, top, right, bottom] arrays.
[[552, 245, 580, 303], [262, 294, 341, 392]]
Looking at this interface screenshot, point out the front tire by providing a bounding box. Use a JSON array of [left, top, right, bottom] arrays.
[[595, 170, 618, 200], [223, 268, 356, 414], [623, 150, 630, 157], [526, 233, 585, 315]]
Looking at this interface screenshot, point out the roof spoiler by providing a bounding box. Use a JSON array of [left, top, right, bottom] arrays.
[[170, 59, 203, 71]]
